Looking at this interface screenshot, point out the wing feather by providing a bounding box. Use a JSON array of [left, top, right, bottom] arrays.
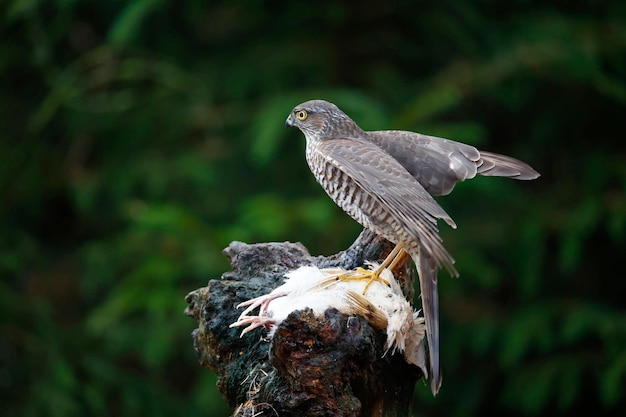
[[315, 137, 458, 276], [477, 151, 540, 179], [367, 130, 539, 196]]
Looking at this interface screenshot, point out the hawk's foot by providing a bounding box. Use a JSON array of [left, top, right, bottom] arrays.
[[338, 242, 407, 294], [338, 266, 390, 295]]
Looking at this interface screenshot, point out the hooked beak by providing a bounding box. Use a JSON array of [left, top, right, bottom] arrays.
[[285, 114, 294, 127]]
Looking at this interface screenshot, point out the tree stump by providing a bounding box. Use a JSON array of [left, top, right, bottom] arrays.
[[184, 230, 425, 416]]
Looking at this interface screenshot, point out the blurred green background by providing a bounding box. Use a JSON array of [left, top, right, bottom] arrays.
[[1, 1, 624, 416]]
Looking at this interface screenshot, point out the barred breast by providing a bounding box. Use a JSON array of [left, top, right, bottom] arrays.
[[306, 145, 404, 244]]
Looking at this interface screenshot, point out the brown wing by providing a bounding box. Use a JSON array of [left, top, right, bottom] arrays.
[[367, 130, 540, 196], [314, 137, 458, 276]]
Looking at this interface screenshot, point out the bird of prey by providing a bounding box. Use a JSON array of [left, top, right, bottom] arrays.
[[285, 99, 540, 395]]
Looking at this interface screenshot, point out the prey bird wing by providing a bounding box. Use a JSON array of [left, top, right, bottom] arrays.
[[367, 130, 540, 196], [314, 136, 458, 276]]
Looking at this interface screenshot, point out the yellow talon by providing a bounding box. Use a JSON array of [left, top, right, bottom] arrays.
[[336, 243, 409, 295], [337, 266, 390, 295]]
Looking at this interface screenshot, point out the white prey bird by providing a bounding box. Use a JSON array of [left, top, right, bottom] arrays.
[[230, 263, 427, 375]]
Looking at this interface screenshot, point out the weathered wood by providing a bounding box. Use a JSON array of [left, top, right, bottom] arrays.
[[184, 230, 423, 416]]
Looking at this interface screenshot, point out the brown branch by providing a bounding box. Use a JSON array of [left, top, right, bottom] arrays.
[[184, 230, 422, 417]]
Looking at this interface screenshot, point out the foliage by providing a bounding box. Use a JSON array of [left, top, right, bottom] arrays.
[[1, 1, 624, 416]]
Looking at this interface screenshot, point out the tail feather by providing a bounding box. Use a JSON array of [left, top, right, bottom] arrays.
[[414, 247, 442, 395]]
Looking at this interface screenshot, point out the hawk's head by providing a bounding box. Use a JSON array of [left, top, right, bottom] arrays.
[[286, 100, 359, 142]]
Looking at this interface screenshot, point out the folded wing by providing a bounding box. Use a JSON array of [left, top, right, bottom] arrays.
[[314, 137, 458, 276]]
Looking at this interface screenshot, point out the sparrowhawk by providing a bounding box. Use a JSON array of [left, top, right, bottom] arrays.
[[285, 99, 539, 395]]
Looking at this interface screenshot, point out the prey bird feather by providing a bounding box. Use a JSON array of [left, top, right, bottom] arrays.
[[285, 99, 539, 395], [230, 264, 428, 376]]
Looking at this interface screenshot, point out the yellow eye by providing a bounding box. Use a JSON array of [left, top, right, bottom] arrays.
[[296, 110, 308, 121]]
